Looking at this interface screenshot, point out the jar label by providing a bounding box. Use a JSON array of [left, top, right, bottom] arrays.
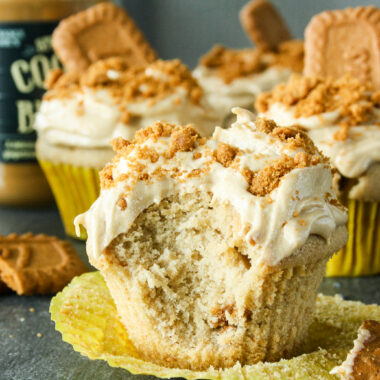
[[0, 21, 60, 163]]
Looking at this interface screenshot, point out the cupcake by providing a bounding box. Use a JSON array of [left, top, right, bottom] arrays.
[[35, 57, 222, 239], [192, 0, 304, 125], [75, 108, 347, 370], [256, 74, 380, 276], [193, 40, 303, 125]]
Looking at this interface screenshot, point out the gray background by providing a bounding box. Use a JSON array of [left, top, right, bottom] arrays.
[[119, 0, 380, 67]]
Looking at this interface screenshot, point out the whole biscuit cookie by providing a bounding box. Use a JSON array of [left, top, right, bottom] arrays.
[[0, 233, 88, 295], [304, 6, 380, 89], [240, 0, 292, 51], [52, 2, 157, 72]]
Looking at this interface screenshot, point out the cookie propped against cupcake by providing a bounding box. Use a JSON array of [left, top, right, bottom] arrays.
[[75, 108, 347, 370]]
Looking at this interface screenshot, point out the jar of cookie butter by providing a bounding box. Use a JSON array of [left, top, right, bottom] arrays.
[[0, 0, 106, 206]]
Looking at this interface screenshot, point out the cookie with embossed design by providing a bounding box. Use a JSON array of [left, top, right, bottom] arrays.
[[304, 6, 380, 89], [52, 2, 157, 73], [0, 233, 88, 295]]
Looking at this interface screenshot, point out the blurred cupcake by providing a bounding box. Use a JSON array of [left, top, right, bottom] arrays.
[[75, 108, 347, 370], [193, 40, 303, 125], [35, 57, 221, 239], [192, 0, 303, 125], [257, 74, 380, 276]]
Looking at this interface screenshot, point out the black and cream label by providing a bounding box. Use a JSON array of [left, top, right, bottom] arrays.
[[0, 21, 60, 162]]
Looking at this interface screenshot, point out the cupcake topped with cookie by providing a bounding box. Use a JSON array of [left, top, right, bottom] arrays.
[[75, 107, 347, 370], [193, 0, 303, 124], [34, 2, 221, 239], [257, 6, 380, 276]]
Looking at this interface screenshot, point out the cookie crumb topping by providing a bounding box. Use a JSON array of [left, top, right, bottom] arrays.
[[200, 40, 303, 83], [44, 58, 203, 105], [256, 74, 380, 140], [101, 117, 326, 199]]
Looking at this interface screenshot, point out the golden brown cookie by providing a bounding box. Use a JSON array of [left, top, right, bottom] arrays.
[[52, 2, 157, 72], [304, 6, 380, 89], [239, 0, 292, 51], [0, 233, 88, 295]]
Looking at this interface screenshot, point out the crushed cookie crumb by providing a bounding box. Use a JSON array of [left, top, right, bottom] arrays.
[[169, 126, 200, 154], [214, 143, 239, 167], [117, 197, 127, 210], [256, 74, 379, 140], [200, 40, 303, 83], [45, 58, 203, 107]]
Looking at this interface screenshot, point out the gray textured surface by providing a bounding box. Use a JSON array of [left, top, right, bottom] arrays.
[[119, 0, 379, 67], [0, 206, 379, 380]]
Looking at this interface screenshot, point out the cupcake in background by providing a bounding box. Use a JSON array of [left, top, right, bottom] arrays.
[[34, 3, 221, 239], [75, 108, 347, 370], [257, 6, 380, 276], [193, 0, 303, 125]]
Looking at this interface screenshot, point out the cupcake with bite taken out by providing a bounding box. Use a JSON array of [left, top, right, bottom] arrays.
[[75, 107, 347, 370]]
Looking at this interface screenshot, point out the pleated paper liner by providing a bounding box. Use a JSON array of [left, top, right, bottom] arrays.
[[50, 272, 380, 379], [326, 199, 380, 277], [38, 160, 100, 240]]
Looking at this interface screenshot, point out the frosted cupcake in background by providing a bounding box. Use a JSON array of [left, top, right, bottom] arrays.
[[257, 5, 380, 276], [34, 3, 222, 239], [193, 41, 303, 123], [75, 108, 347, 370], [193, 0, 304, 125]]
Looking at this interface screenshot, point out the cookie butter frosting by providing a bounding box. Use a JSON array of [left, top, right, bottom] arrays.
[[75, 108, 346, 265], [34, 58, 222, 148], [193, 41, 304, 119], [257, 75, 380, 179]]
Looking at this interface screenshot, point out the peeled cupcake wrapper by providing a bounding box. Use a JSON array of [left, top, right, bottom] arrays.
[[326, 199, 380, 277], [50, 272, 380, 379], [38, 160, 100, 240]]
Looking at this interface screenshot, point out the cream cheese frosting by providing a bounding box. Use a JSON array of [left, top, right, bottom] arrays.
[[34, 58, 223, 149], [261, 103, 380, 178], [75, 108, 346, 266], [193, 65, 291, 119], [257, 75, 380, 179]]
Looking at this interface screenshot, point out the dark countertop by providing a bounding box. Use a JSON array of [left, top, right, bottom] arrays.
[[1, 206, 379, 380]]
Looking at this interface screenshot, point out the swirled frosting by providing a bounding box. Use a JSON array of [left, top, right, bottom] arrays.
[[257, 75, 380, 179], [34, 58, 222, 149], [75, 108, 346, 265]]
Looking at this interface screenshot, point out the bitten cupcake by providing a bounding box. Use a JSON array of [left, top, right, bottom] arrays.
[[34, 4, 221, 239], [257, 6, 380, 276], [75, 108, 347, 370]]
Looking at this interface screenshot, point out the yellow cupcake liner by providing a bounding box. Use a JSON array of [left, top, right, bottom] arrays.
[[50, 272, 380, 379], [38, 160, 100, 239], [326, 199, 380, 277]]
